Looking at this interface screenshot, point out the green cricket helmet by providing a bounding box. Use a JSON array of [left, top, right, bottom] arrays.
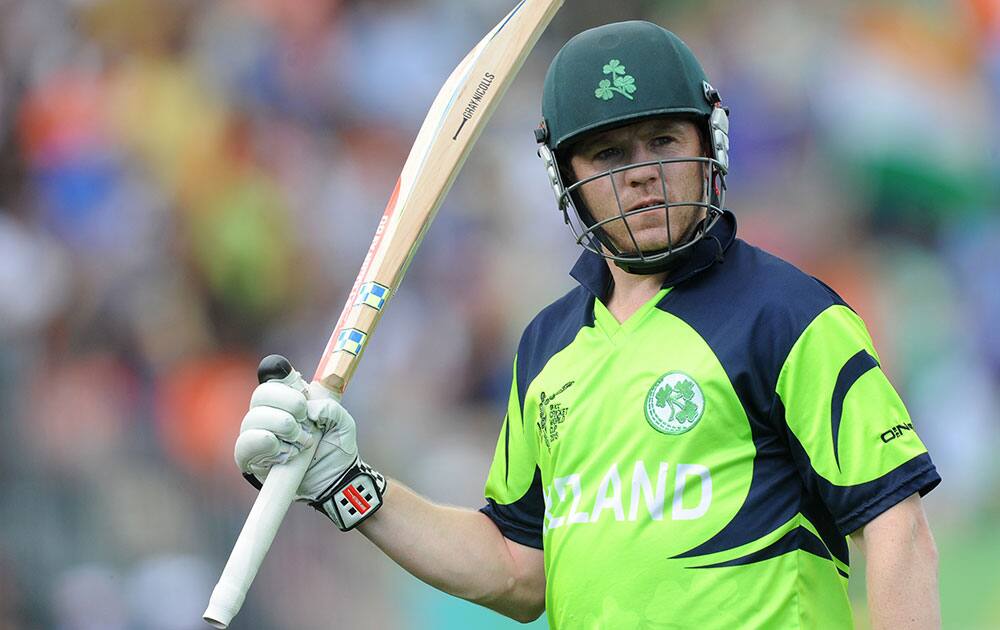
[[535, 21, 730, 274]]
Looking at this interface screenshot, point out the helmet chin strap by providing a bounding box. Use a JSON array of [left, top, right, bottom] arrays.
[[607, 212, 717, 275], [574, 199, 699, 275]]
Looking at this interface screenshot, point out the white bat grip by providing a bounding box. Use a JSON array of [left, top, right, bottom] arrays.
[[203, 437, 320, 628]]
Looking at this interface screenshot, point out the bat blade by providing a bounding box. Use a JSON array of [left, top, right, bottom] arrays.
[[204, 1, 562, 627], [314, 0, 562, 395]]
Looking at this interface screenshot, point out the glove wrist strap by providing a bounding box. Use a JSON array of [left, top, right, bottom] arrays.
[[311, 459, 387, 531]]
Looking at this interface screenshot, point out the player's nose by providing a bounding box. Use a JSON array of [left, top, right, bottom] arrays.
[[624, 150, 664, 188]]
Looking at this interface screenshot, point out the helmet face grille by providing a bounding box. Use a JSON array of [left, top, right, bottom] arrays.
[[552, 154, 727, 274]]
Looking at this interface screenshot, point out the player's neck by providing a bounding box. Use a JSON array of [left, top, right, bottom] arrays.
[[604, 262, 669, 324]]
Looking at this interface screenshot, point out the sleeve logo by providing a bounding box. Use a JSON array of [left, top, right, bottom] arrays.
[[880, 422, 914, 443], [645, 372, 705, 435]]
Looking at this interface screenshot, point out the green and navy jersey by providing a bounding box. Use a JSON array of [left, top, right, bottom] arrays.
[[480, 211, 940, 629]]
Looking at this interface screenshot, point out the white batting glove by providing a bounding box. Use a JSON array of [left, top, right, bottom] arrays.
[[234, 355, 386, 530]]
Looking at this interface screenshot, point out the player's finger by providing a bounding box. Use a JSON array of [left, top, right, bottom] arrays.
[[234, 428, 293, 472], [250, 382, 308, 420], [240, 406, 311, 448]]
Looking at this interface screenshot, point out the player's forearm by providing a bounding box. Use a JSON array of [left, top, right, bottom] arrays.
[[853, 495, 940, 629], [358, 481, 546, 622]]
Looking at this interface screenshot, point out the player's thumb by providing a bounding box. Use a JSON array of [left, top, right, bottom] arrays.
[[305, 381, 351, 431]]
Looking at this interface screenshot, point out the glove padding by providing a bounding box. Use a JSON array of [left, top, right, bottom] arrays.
[[234, 360, 385, 529]]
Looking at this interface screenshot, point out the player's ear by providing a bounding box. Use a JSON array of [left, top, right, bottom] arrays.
[[692, 119, 711, 159], [559, 160, 577, 186]]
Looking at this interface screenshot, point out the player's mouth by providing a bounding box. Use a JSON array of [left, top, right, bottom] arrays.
[[624, 198, 667, 216]]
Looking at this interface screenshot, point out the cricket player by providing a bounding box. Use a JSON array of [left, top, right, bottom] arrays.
[[235, 21, 941, 628]]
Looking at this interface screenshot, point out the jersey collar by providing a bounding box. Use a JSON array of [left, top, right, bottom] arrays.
[[569, 209, 738, 301]]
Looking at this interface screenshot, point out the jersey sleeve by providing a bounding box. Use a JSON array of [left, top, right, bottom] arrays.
[[775, 304, 940, 536], [480, 354, 545, 549]]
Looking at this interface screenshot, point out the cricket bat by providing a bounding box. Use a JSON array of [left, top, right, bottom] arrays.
[[203, 0, 563, 626]]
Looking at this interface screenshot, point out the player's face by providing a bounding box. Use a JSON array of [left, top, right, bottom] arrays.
[[568, 117, 707, 255]]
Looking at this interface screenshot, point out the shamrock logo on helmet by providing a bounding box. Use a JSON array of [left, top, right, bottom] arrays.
[[595, 59, 637, 101]]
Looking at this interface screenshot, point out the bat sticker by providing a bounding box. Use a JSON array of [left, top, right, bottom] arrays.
[[356, 282, 391, 311], [334, 329, 368, 356]]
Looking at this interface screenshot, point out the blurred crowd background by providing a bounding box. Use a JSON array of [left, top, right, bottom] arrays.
[[0, 0, 998, 628]]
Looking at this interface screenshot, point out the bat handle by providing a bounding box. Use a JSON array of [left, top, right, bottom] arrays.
[[203, 439, 319, 628], [204, 354, 322, 628]]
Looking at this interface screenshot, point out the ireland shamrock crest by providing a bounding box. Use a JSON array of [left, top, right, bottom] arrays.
[[644, 372, 705, 435], [595, 59, 637, 101]]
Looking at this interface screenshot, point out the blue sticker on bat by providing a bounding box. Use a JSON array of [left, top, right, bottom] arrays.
[[334, 328, 368, 356], [356, 282, 390, 311]]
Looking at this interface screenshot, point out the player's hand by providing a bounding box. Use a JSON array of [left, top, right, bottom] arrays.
[[234, 355, 386, 530]]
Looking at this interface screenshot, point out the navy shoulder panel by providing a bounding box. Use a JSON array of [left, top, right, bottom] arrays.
[[515, 285, 594, 417], [664, 239, 852, 561], [659, 239, 848, 425]]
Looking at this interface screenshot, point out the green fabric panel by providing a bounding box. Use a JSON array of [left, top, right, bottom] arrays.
[[485, 291, 858, 628], [484, 355, 539, 504], [531, 300, 765, 626], [777, 305, 929, 486], [794, 552, 853, 630], [547, 549, 851, 629]]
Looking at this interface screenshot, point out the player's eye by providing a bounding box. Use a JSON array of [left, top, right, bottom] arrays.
[[652, 135, 677, 148], [592, 146, 623, 162]]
